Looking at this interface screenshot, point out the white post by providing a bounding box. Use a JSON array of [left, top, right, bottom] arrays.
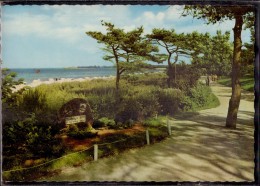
[[146, 130, 150, 145], [155, 114, 158, 119], [94, 144, 98, 161], [167, 118, 171, 135]]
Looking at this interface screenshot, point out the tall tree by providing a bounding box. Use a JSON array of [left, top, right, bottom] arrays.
[[183, 5, 254, 128], [146, 29, 196, 88], [86, 21, 161, 90]]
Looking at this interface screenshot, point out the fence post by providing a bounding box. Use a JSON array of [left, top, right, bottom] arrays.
[[167, 118, 171, 135], [146, 130, 150, 145], [94, 144, 98, 161]]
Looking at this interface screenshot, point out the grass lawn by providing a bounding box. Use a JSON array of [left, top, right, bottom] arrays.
[[218, 76, 254, 92]]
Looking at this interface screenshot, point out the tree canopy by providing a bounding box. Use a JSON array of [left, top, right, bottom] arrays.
[[146, 28, 201, 87], [191, 30, 233, 76], [86, 21, 162, 90], [183, 5, 255, 129]]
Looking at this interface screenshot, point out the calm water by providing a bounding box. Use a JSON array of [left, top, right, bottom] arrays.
[[10, 67, 117, 84]]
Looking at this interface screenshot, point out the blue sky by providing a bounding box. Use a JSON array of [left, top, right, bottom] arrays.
[[2, 5, 252, 68]]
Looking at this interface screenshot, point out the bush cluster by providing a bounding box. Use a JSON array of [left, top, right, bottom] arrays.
[[180, 83, 220, 111], [3, 113, 64, 170], [173, 65, 201, 91], [15, 76, 218, 123]]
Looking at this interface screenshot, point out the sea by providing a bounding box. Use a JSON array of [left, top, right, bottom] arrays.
[[10, 67, 117, 84], [10, 67, 163, 84]]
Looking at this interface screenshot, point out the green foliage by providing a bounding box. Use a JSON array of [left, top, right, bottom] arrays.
[[173, 64, 201, 91], [148, 127, 168, 142], [143, 117, 163, 127], [96, 126, 167, 158], [218, 76, 254, 92], [86, 21, 163, 89], [241, 42, 254, 76], [182, 5, 254, 24], [51, 151, 91, 170], [180, 84, 220, 111], [17, 88, 48, 113], [115, 85, 160, 123], [15, 76, 219, 122], [155, 88, 183, 115], [93, 117, 116, 129], [3, 113, 64, 172], [183, 5, 254, 129], [147, 29, 206, 88], [123, 72, 168, 88], [1, 68, 24, 105], [191, 30, 232, 76], [67, 125, 97, 139]]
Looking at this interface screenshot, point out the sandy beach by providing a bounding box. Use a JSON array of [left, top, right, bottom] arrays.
[[13, 76, 115, 92]]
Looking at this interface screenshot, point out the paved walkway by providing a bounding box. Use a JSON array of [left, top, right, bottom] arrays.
[[41, 83, 254, 182]]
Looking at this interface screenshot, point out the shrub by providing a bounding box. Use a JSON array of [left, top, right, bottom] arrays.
[[67, 124, 97, 139], [87, 93, 116, 119], [155, 88, 183, 116], [172, 64, 201, 91], [180, 84, 220, 111], [1, 68, 24, 106], [92, 117, 116, 129], [2, 113, 65, 171], [115, 85, 161, 123], [92, 120, 106, 129]]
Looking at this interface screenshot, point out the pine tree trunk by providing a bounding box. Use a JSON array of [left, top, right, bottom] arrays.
[[174, 63, 177, 83], [113, 47, 120, 91], [226, 15, 243, 129], [167, 54, 174, 88], [167, 64, 174, 88], [116, 67, 120, 90]]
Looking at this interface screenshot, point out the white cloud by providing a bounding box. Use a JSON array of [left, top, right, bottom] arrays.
[[3, 5, 251, 51], [3, 5, 131, 44], [164, 5, 185, 20]]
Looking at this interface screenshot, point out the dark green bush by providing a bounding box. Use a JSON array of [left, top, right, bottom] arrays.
[[2, 113, 64, 171], [92, 120, 106, 129], [171, 64, 201, 91], [155, 88, 183, 115], [115, 85, 161, 123], [93, 117, 116, 129]]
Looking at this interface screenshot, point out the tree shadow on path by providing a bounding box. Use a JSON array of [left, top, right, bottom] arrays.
[[44, 110, 254, 182]]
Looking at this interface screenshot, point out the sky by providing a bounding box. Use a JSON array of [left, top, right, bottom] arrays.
[[2, 5, 252, 68]]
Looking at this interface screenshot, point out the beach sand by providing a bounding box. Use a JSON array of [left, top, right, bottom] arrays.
[[13, 76, 115, 92]]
